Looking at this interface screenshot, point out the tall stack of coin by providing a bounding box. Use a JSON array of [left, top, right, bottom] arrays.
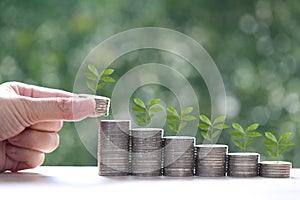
[[163, 136, 195, 177], [131, 128, 163, 176], [195, 144, 228, 177], [77, 94, 110, 116], [98, 120, 131, 176], [227, 153, 260, 177], [259, 161, 292, 178]]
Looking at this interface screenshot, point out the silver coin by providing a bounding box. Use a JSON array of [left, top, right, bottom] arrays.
[[164, 168, 194, 177], [77, 94, 110, 116], [259, 161, 291, 178], [98, 120, 131, 176], [227, 152, 260, 177]]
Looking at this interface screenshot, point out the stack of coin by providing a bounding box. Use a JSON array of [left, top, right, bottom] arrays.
[[195, 144, 228, 177], [77, 94, 110, 116], [163, 136, 195, 177], [259, 161, 292, 178], [94, 96, 110, 116], [227, 153, 260, 177], [131, 128, 163, 176], [98, 120, 130, 176]]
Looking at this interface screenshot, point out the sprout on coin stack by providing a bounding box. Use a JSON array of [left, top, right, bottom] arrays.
[[260, 131, 295, 178], [84, 64, 116, 93], [166, 106, 196, 134], [131, 98, 163, 126], [227, 123, 262, 177], [163, 106, 196, 177], [83, 64, 115, 116], [196, 114, 229, 177], [130, 98, 164, 176]]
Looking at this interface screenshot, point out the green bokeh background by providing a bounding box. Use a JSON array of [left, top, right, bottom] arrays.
[[1, 0, 300, 167]]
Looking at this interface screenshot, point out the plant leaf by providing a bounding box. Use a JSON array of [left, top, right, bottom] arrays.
[[182, 107, 193, 115], [201, 132, 211, 141], [100, 77, 116, 83], [96, 82, 106, 90], [245, 138, 253, 148], [182, 115, 196, 121], [265, 132, 277, 143], [214, 124, 229, 130], [166, 106, 179, 117], [280, 141, 295, 147], [148, 99, 160, 107], [149, 107, 163, 113], [168, 123, 178, 132], [88, 64, 99, 76], [233, 139, 244, 149], [146, 114, 154, 122], [266, 149, 277, 158], [229, 131, 243, 138], [278, 148, 285, 155], [86, 81, 95, 92], [263, 140, 277, 147], [213, 115, 226, 124], [133, 98, 146, 109], [198, 123, 210, 131], [102, 68, 114, 75], [279, 132, 292, 142], [199, 114, 211, 125], [178, 122, 187, 132], [84, 72, 98, 81], [212, 130, 221, 139], [166, 115, 179, 121], [232, 123, 244, 133], [136, 115, 146, 124], [247, 132, 262, 138], [132, 106, 146, 113], [246, 123, 259, 132]]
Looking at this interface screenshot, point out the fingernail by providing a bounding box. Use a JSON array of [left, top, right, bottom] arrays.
[[73, 98, 95, 119]]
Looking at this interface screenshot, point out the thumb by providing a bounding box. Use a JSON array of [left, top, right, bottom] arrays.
[[21, 96, 96, 123]]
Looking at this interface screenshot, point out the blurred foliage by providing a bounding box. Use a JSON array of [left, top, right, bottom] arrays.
[[1, 0, 300, 166]]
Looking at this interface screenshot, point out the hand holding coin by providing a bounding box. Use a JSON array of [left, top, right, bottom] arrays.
[[0, 81, 109, 172]]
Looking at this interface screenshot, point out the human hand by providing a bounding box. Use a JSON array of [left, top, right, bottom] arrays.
[[0, 82, 96, 172]]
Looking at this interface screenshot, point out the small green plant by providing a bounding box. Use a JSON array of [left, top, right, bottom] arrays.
[[84, 64, 116, 93], [166, 106, 196, 134], [198, 114, 229, 143], [229, 123, 262, 151], [131, 98, 163, 126], [263, 132, 295, 161]]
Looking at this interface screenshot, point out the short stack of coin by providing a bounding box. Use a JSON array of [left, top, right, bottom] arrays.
[[227, 153, 260, 177], [163, 136, 195, 177], [259, 161, 292, 178], [94, 96, 110, 116], [195, 144, 228, 177], [131, 128, 163, 176], [78, 94, 110, 116], [98, 120, 130, 176]]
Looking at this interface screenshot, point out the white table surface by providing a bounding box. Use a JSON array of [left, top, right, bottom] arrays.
[[0, 166, 299, 200]]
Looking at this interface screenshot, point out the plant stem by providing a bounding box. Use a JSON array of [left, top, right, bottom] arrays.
[[276, 142, 279, 162]]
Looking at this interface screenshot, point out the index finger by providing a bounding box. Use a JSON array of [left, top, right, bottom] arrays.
[[9, 82, 74, 98]]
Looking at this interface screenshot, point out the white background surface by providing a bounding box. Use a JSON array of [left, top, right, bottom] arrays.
[[0, 166, 299, 200]]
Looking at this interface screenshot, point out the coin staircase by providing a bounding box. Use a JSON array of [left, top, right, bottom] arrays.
[[98, 120, 291, 178]]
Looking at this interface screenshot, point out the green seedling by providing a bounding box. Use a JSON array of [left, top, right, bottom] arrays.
[[264, 131, 295, 161], [198, 114, 229, 144], [85, 64, 116, 93], [229, 123, 262, 151], [166, 106, 196, 134], [132, 98, 163, 126]]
